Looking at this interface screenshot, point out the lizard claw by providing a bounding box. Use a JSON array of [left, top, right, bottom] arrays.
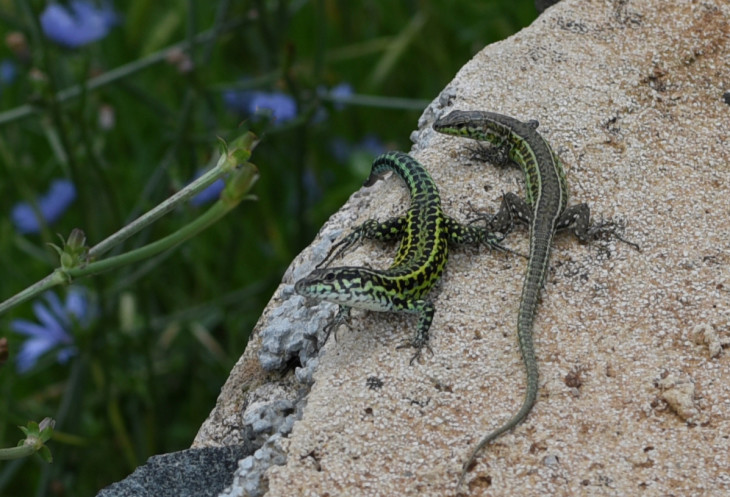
[[584, 218, 641, 253], [397, 339, 433, 365], [321, 307, 352, 346]]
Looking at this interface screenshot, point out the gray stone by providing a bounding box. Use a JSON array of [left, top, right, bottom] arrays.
[[95, 446, 251, 497], [196, 1, 730, 495]]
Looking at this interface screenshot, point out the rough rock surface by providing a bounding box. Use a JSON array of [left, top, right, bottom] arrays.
[[196, 0, 730, 496], [95, 446, 251, 497]]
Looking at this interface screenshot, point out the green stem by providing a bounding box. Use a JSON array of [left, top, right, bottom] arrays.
[[0, 20, 247, 127], [367, 10, 427, 90], [107, 395, 137, 469], [0, 273, 67, 314], [0, 191, 232, 315], [70, 157, 258, 280], [88, 152, 230, 259], [0, 161, 224, 315], [321, 92, 430, 111], [0, 152, 257, 315], [0, 443, 38, 461], [71, 197, 231, 280]]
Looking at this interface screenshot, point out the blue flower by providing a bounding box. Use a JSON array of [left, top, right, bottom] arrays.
[[329, 137, 351, 163], [302, 168, 322, 205], [10, 288, 91, 373], [40, 1, 117, 48], [222, 90, 251, 112], [190, 176, 225, 206], [0, 59, 16, 98], [329, 134, 386, 163], [11, 179, 77, 234], [329, 83, 353, 110], [223, 90, 297, 124], [0, 59, 16, 84], [249, 92, 297, 122], [358, 134, 385, 156]]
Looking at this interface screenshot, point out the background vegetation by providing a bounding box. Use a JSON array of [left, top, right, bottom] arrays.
[[0, 1, 536, 495]]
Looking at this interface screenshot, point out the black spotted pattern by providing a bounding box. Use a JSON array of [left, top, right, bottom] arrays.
[[295, 151, 504, 359]]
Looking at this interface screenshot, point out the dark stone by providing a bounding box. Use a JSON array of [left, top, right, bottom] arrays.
[[96, 445, 252, 497], [535, 0, 562, 13]]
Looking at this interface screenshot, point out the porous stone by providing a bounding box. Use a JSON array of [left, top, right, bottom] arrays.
[[194, 1, 730, 496]]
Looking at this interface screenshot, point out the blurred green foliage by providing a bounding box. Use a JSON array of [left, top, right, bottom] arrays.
[[0, 0, 536, 495]]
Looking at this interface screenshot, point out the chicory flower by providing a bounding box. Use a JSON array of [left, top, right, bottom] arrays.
[[10, 288, 91, 373], [11, 179, 76, 234], [223, 90, 297, 124], [40, 1, 117, 48]]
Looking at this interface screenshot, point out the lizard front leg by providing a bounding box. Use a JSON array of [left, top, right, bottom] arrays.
[[317, 216, 407, 268]]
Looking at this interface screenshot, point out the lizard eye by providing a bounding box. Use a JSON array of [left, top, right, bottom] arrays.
[[324, 272, 335, 282]]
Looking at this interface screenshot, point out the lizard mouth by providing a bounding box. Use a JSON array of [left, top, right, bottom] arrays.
[[293, 278, 313, 297]]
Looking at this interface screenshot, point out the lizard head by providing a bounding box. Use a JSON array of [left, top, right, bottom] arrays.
[[433, 110, 479, 137], [433, 109, 537, 143], [295, 267, 391, 311]]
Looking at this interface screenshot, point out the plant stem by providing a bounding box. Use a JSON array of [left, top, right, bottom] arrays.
[[0, 20, 247, 127]]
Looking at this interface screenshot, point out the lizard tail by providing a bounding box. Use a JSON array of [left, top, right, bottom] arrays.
[[456, 345, 538, 489], [457, 227, 549, 490]]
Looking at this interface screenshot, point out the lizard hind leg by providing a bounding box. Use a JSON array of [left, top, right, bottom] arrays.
[[556, 203, 641, 253], [474, 191, 532, 239], [317, 229, 367, 269], [395, 300, 435, 365], [321, 306, 352, 346], [466, 139, 515, 169], [317, 217, 408, 269]]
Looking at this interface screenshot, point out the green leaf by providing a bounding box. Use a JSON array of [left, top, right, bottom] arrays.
[[38, 445, 53, 463], [223, 163, 259, 204], [140, 11, 183, 55]]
